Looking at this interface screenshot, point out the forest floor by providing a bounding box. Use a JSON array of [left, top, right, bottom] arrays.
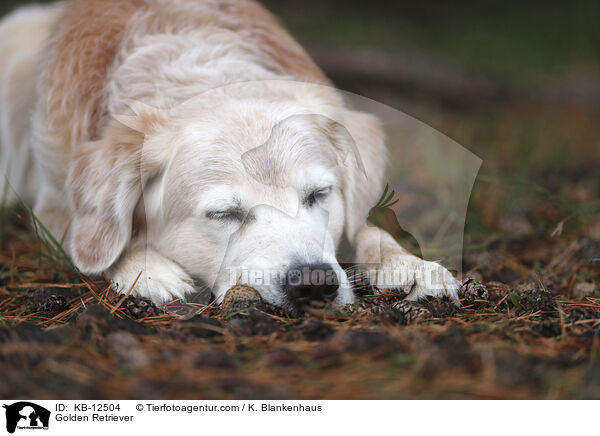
[[1, 109, 599, 398]]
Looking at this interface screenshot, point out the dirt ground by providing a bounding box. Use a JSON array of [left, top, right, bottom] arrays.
[[1, 158, 599, 399]]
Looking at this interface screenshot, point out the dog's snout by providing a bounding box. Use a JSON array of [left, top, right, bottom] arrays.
[[284, 263, 339, 304]]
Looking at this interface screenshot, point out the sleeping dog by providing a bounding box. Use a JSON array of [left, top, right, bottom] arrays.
[[0, 0, 460, 313]]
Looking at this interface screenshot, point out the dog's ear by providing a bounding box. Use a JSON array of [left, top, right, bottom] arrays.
[[330, 110, 387, 246], [67, 113, 164, 274]]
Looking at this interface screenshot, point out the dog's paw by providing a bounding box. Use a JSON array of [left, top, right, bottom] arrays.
[[371, 256, 461, 303], [110, 249, 196, 305]]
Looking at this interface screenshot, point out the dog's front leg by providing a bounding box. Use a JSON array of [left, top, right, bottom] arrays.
[[353, 225, 461, 302], [109, 244, 196, 305]]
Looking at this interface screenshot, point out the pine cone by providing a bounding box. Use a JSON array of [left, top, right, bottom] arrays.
[[460, 277, 488, 302], [122, 296, 159, 319], [40, 295, 69, 318], [221, 285, 262, 313]]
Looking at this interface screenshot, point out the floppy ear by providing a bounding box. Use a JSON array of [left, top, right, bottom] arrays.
[[331, 110, 387, 246], [67, 111, 164, 274]]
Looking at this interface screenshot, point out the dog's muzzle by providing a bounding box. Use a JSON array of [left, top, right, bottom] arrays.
[[283, 263, 339, 305]]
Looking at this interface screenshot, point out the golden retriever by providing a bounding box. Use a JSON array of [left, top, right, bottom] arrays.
[[0, 0, 460, 313]]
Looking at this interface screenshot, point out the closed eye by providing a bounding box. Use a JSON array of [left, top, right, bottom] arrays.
[[304, 186, 332, 207], [206, 208, 246, 222]]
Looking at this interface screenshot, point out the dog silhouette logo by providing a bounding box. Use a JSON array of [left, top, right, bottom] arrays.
[[3, 402, 50, 434]]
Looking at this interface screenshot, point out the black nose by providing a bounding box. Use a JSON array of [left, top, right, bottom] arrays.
[[284, 263, 339, 304]]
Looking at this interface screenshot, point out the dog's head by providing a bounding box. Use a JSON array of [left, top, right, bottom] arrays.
[[67, 83, 386, 311]]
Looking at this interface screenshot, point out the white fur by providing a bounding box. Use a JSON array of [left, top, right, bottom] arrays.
[[355, 225, 461, 301], [110, 245, 196, 303], [0, 4, 61, 204]]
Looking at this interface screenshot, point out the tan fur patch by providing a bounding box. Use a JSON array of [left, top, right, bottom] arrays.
[[41, 0, 328, 150], [215, 0, 329, 84], [42, 0, 143, 146]]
